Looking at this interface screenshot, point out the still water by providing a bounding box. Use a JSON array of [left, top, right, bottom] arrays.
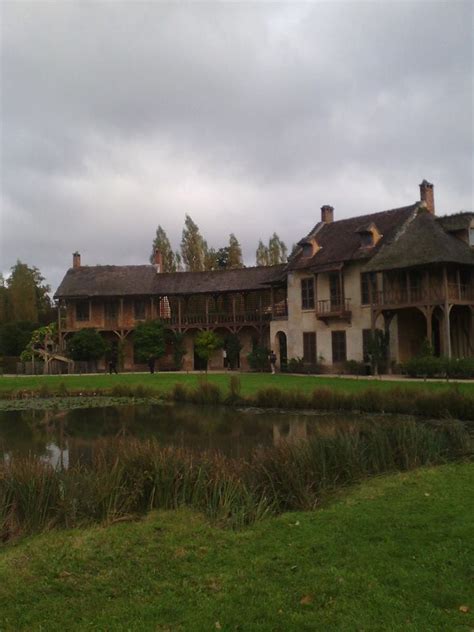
[[0, 402, 391, 466]]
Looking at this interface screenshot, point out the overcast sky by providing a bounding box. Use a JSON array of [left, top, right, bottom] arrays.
[[1, 0, 472, 291]]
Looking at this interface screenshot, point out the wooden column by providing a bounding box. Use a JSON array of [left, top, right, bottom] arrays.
[[57, 303, 63, 351], [205, 296, 209, 328], [339, 268, 345, 308], [442, 266, 452, 358], [150, 296, 155, 319], [456, 268, 461, 300], [119, 298, 124, 328], [232, 294, 237, 325], [426, 307, 433, 348], [178, 297, 182, 330], [406, 271, 411, 303]]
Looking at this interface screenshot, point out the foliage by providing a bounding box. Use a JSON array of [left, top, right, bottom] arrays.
[[256, 234, 288, 266], [67, 329, 108, 362], [203, 246, 218, 270], [6, 261, 52, 324], [20, 323, 58, 362], [366, 329, 389, 374], [133, 320, 166, 362], [180, 214, 207, 271], [194, 331, 223, 368], [404, 354, 474, 379], [343, 359, 367, 376], [227, 233, 244, 268], [0, 321, 38, 356], [168, 331, 186, 370], [287, 357, 322, 375], [149, 225, 179, 272], [247, 346, 270, 372], [224, 333, 242, 369]]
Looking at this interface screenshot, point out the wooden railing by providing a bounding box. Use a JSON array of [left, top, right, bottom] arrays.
[[316, 297, 351, 319], [374, 284, 474, 306]]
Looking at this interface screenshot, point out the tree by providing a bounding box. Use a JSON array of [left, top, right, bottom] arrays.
[[194, 331, 222, 372], [181, 215, 207, 271], [224, 333, 242, 369], [256, 235, 287, 266], [133, 320, 166, 363], [203, 246, 218, 271], [0, 274, 9, 324], [268, 233, 288, 265], [0, 321, 37, 356], [7, 261, 52, 323], [256, 240, 269, 266], [67, 329, 107, 362], [149, 225, 178, 272], [167, 330, 186, 370], [227, 234, 243, 268]]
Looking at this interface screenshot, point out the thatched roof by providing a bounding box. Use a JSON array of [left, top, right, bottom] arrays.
[[288, 204, 417, 272], [437, 212, 474, 233], [54, 264, 286, 299], [364, 209, 474, 272]]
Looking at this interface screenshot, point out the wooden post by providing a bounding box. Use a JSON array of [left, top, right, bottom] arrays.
[[119, 298, 124, 328], [232, 294, 236, 324], [442, 266, 452, 358], [178, 297, 182, 330], [150, 296, 154, 319], [406, 271, 411, 303], [57, 303, 62, 351], [270, 287, 274, 317], [339, 268, 345, 309], [456, 268, 461, 300], [426, 306, 433, 348], [205, 296, 209, 327]]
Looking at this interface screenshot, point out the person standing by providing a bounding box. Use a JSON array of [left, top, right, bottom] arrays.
[[269, 350, 277, 375], [148, 355, 155, 374]]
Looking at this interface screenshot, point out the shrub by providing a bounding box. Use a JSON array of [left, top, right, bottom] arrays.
[[133, 320, 166, 364], [226, 375, 243, 405], [247, 346, 269, 372], [67, 329, 107, 362], [287, 357, 322, 375], [189, 379, 222, 405], [344, 360, 367, 376]]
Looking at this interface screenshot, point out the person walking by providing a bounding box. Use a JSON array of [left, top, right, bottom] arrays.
[[148, 355, 155, 374], [269, 350, 277, 375]]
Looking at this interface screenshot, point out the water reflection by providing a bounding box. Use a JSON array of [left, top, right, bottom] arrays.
[[0, 402, 398, 466]]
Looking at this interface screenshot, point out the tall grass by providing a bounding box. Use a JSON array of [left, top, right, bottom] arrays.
[[1, 419, 471, 541]]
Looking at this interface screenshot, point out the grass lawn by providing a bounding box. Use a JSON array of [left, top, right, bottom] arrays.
[[1, 371, 474, 397], [0, 462, 472, 631]]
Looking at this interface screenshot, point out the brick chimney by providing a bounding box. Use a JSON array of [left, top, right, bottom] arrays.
[[419, 180, 435, 214], [321, 205, 334, 223], [153, 249, 163, 273], [73, 252, 81, 269]]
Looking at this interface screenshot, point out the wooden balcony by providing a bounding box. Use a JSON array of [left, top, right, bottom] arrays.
[[316, 298, 352, 324], [373, 283, 474, 309]]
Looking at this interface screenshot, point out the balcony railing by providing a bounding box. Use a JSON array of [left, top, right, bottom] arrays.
[[316, 297, 351, 322], [374, 284, 474, 307]]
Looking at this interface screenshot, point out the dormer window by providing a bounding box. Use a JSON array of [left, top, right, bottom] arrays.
[[302, 243, 313, 257], [356, 222, 382, 248], [360, 232, 374, 247]]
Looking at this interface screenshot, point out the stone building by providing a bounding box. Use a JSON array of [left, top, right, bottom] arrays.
[[55, 181, 474, 372]]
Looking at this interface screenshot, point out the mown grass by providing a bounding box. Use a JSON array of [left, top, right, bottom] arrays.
[[1, 370, 474, 399], [1, 419, 471, 541], [0, 462, 472, 631]]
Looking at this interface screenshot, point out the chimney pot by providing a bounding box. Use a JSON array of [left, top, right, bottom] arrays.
[[321, 205, 334, 223], [419, 180, 435, 214], [73, 252, 81, 269]]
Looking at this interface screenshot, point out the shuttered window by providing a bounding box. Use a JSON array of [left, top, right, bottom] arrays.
[[303, 332, 317, 364], [332, 331, 347, 363], [301, 278, 315, 309]]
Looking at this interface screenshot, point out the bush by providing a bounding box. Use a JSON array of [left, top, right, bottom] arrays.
[[189, 379, 222, 405], [226, 375, 243, 405], [247, 346, 269, 372], [287, 357, 322, 375], [404, 355, 474, 379], [67, 329, 107, 362], [344, 360, 367, 376]]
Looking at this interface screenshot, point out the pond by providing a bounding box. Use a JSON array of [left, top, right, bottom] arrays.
[[0, 401, 422, 467]]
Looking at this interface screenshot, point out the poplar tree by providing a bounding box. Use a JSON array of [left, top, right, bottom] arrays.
[[149, 225, 178, 272], [228, 234, 243, 268], [256, 240, 269, 266], [180, 214, 207, 271], [7, 261, 51, 323], [268, 233, 288, 264]]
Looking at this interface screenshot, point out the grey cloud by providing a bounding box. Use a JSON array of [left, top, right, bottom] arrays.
[[1, 1, 472, 290]]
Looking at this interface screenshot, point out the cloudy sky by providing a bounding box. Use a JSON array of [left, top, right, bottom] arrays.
[[1, 0, 472, 291]]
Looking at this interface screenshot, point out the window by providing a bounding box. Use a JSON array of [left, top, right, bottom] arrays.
[[469, 227, 474, 246], [75, 301, 89, 322], [329, 273, 342, 309], [301, 277, 315, 309], [360, 272, 377, 305], [303, 332, 317, 364], [360, 232, 374, 247], [134, 300, 146, 320], [104, 301, 119, 322], [302, 243, 313, 258], [332, 331, 347, 363]]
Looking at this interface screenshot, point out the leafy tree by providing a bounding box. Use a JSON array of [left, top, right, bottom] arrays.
[[181, 215, 207, 271], [215, 247, 230, 269], [67, 329, 107, 362], [167, 331, 186, 370], [224, 333, 242, 369], [268, 233, 288, 264], [133, 320, 166, 363], [256, 235, 288, 266], [194, 331, 222, 371], [256, 240, 269, 266], [0, 321, 38, 356], [149, 226, 178, 272], [227, 234, 243, 268], [203, 246, 218, 271], [6, 261, 52, 323], [0, 274, 9, 324]]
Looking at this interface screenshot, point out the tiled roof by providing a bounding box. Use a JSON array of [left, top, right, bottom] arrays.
[[54, 264, 286, 299], [288, 204, 417, 271]]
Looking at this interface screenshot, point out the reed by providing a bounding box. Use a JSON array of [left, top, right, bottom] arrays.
[[1, 419, 471, 542]]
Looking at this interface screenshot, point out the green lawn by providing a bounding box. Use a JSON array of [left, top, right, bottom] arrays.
[[1, 462, 472, 631], [1, 371, 474, 397]]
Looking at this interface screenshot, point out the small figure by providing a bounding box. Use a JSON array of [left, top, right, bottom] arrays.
[[108, 358, 118, 375], [223, 348, 228, 370], [148, 355, 155, 374], [269, 350, 277, 375]]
